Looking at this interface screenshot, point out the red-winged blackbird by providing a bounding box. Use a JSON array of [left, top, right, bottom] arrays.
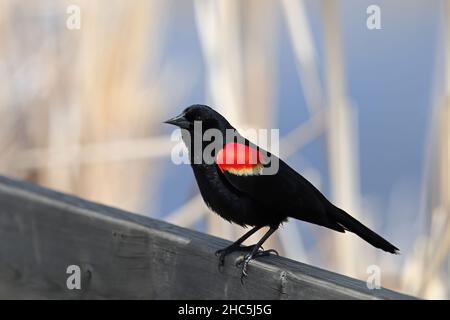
[[165, 104, 399, 281]]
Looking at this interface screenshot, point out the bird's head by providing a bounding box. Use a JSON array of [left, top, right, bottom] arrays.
[[164, 104, 232, 133]]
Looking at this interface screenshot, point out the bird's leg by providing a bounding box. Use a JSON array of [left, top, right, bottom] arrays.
[[215, 226, 263, 267], [235, 227, 277, 284]]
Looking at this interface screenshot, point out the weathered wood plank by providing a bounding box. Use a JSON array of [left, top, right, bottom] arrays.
[[0, 175, 414, 299]]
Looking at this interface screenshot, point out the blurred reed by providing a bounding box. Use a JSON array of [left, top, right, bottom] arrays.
[[0, 0, 174, 215]]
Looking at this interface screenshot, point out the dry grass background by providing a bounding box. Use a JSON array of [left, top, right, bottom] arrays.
[[0, 0, 448, 299]]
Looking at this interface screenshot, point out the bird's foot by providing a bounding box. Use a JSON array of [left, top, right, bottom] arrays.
[[254, 249, 279, 258], [235, 249, 279, 284], [215, 244, 259, 269]]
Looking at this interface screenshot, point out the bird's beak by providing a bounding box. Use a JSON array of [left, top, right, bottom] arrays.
[[163, 113, 190, 129]]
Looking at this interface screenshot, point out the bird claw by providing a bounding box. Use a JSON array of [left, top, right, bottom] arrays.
[[254, 249, 279, 257], [237, 249, 278, 284], [218, 243, 278, 282], [236, 249, 278, 266], [234, 255, 245, 267], [216, 244, 260, 269], [240, 255, 251, 284], [240, 268, 248, 284]]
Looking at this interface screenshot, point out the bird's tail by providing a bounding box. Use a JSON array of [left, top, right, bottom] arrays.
[[330, 207, 399, 254]]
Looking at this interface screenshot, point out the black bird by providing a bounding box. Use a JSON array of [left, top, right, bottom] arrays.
[[165, 104, 399, 281]]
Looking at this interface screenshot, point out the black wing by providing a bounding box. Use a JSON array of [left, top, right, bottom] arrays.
[[218, 146, 345, 232]]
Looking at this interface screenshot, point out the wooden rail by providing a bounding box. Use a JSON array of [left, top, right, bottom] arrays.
[[0, 176, 413, 299]]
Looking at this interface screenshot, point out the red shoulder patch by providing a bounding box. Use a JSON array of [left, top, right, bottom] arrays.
[[216, 142, 263, 175]]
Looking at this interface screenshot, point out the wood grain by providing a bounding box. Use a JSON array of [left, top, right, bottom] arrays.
[[0, 176, 414, 299]]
